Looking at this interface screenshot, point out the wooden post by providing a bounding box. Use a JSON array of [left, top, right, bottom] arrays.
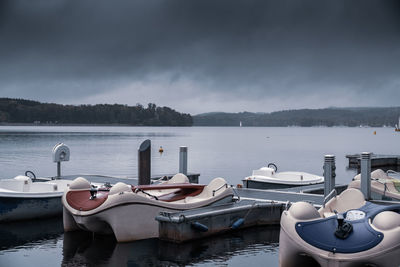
[[138, 139, 151, 185]]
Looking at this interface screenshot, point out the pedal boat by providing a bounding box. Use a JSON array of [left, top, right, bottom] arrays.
[[242, 164, 324, 190], [279, 188, 400, 267], [0, 175, 74, 222], [348, 169, 400, 201], [62, 174, 234, 242]]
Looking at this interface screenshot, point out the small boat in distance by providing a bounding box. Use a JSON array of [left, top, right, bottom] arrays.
[[279, 188, 400, 267], [242, 163, 324, 190], [395, 116, 400, 132]]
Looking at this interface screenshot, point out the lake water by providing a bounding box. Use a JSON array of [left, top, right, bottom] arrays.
[[0, 126, 399, 266]]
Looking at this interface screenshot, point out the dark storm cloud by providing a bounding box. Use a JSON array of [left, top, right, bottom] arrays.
[[0, 0, 399, 113]]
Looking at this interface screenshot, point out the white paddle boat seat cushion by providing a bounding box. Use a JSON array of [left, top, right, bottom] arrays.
[[109, 182, 132, 195], [164, 173, 189, 184], [185, 177, 228, 203], [319, 188, 366, 218]]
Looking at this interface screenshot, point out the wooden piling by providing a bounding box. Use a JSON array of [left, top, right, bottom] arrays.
[[138, 139, 151, 185]]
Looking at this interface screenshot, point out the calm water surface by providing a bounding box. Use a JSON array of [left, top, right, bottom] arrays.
[[0, 126, 399, 266]]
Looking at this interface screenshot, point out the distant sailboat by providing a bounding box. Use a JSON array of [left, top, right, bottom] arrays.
[[239, 121, 242, 127], [396, 117, 400, 132]]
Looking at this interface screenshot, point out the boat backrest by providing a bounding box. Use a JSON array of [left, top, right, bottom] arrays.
[[353, 169, 388, 181], [109, 182, 132, 195], [185, 177, 229, 203], [163, 173, 189, 184], [252, 167, 275, 177], [319, 188, 366, 216]]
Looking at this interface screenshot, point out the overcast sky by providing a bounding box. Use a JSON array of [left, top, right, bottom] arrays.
[[0, 0, 399, 114]]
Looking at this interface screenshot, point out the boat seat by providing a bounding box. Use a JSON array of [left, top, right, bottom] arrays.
[[163, 173, 189, 184], [185, 177, 228, 203], [320, 188, 366, 215], [157, 186, 204, 202], [66, 190, 109, 211]]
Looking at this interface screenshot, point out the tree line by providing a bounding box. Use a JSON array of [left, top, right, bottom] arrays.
[[193, 107, 400, 127], [0, 98, 192, 126]]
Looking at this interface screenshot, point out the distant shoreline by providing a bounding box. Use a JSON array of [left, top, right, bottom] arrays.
[[0, 122, 191, 127], [0, 122, 393, 128]]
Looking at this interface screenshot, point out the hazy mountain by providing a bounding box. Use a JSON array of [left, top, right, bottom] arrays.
[[193, 107, 400, 127]]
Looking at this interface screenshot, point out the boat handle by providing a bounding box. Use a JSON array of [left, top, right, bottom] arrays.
[[323, 189, 337, 208], [212, 183, 228, 196]]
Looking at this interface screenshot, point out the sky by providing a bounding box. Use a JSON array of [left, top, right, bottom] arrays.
[[0, 0, 400, 114]]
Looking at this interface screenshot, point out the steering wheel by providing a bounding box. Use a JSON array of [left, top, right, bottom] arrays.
[[25, 170, 37, 181], [267, 163, 278, 172]]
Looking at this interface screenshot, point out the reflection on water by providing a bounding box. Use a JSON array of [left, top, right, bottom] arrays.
[[0, 217, 63, 251], [62, 226, 279, 266]]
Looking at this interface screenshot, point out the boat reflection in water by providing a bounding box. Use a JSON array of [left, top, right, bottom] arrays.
[[62, 226, 280, 266], [0, 217, 63, 250]]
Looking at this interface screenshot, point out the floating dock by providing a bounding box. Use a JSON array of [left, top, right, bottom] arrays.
[[155, 188, 324, 243], [346, 154, 400, 170]]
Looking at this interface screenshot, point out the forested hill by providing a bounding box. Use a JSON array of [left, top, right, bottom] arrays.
[[193, 107, 400, 127], [0, 98, 192, 126]]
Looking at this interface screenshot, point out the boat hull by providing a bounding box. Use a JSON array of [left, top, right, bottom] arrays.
[[64, 197, 233, 242], [242, 179, 323, 190], [0, 196, 62, 222], [63, 176, 235, 242], [280, 216, 400, 267]]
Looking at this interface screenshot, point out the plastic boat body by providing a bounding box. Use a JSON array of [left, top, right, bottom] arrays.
[[0, 175, 74, 222], [242, 167, 324, 189], [62, 174, 234, 242], [348, 169, 400, 201], [279, 188, 400, 267]]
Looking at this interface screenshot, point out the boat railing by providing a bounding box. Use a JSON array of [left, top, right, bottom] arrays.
[[212, 183, 228, 197], [323, 189, 337, 208]]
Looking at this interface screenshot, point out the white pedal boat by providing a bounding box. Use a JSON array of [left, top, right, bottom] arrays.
[[280, 188, 400, 267], [0, 174, 74, 222], [62, 174, 234, 242], [348, 169, 400, 201], [242, 163, 324, 189]]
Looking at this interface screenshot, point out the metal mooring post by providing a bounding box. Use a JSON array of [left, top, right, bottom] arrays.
[[323, 155, 336, 200], [138, 139, 151, 185], [360, 152, 372, 200], [52, 143, 70, 178], [179, 146, 188, 175]]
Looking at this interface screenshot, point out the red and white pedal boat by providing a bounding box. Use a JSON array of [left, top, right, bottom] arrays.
[[62, 174, 234, 242]]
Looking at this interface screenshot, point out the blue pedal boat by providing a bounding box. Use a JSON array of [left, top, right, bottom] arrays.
[[279, 188, 400, 267]]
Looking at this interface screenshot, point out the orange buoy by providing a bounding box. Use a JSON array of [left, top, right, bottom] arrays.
[[159, 146, 164, 153]]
